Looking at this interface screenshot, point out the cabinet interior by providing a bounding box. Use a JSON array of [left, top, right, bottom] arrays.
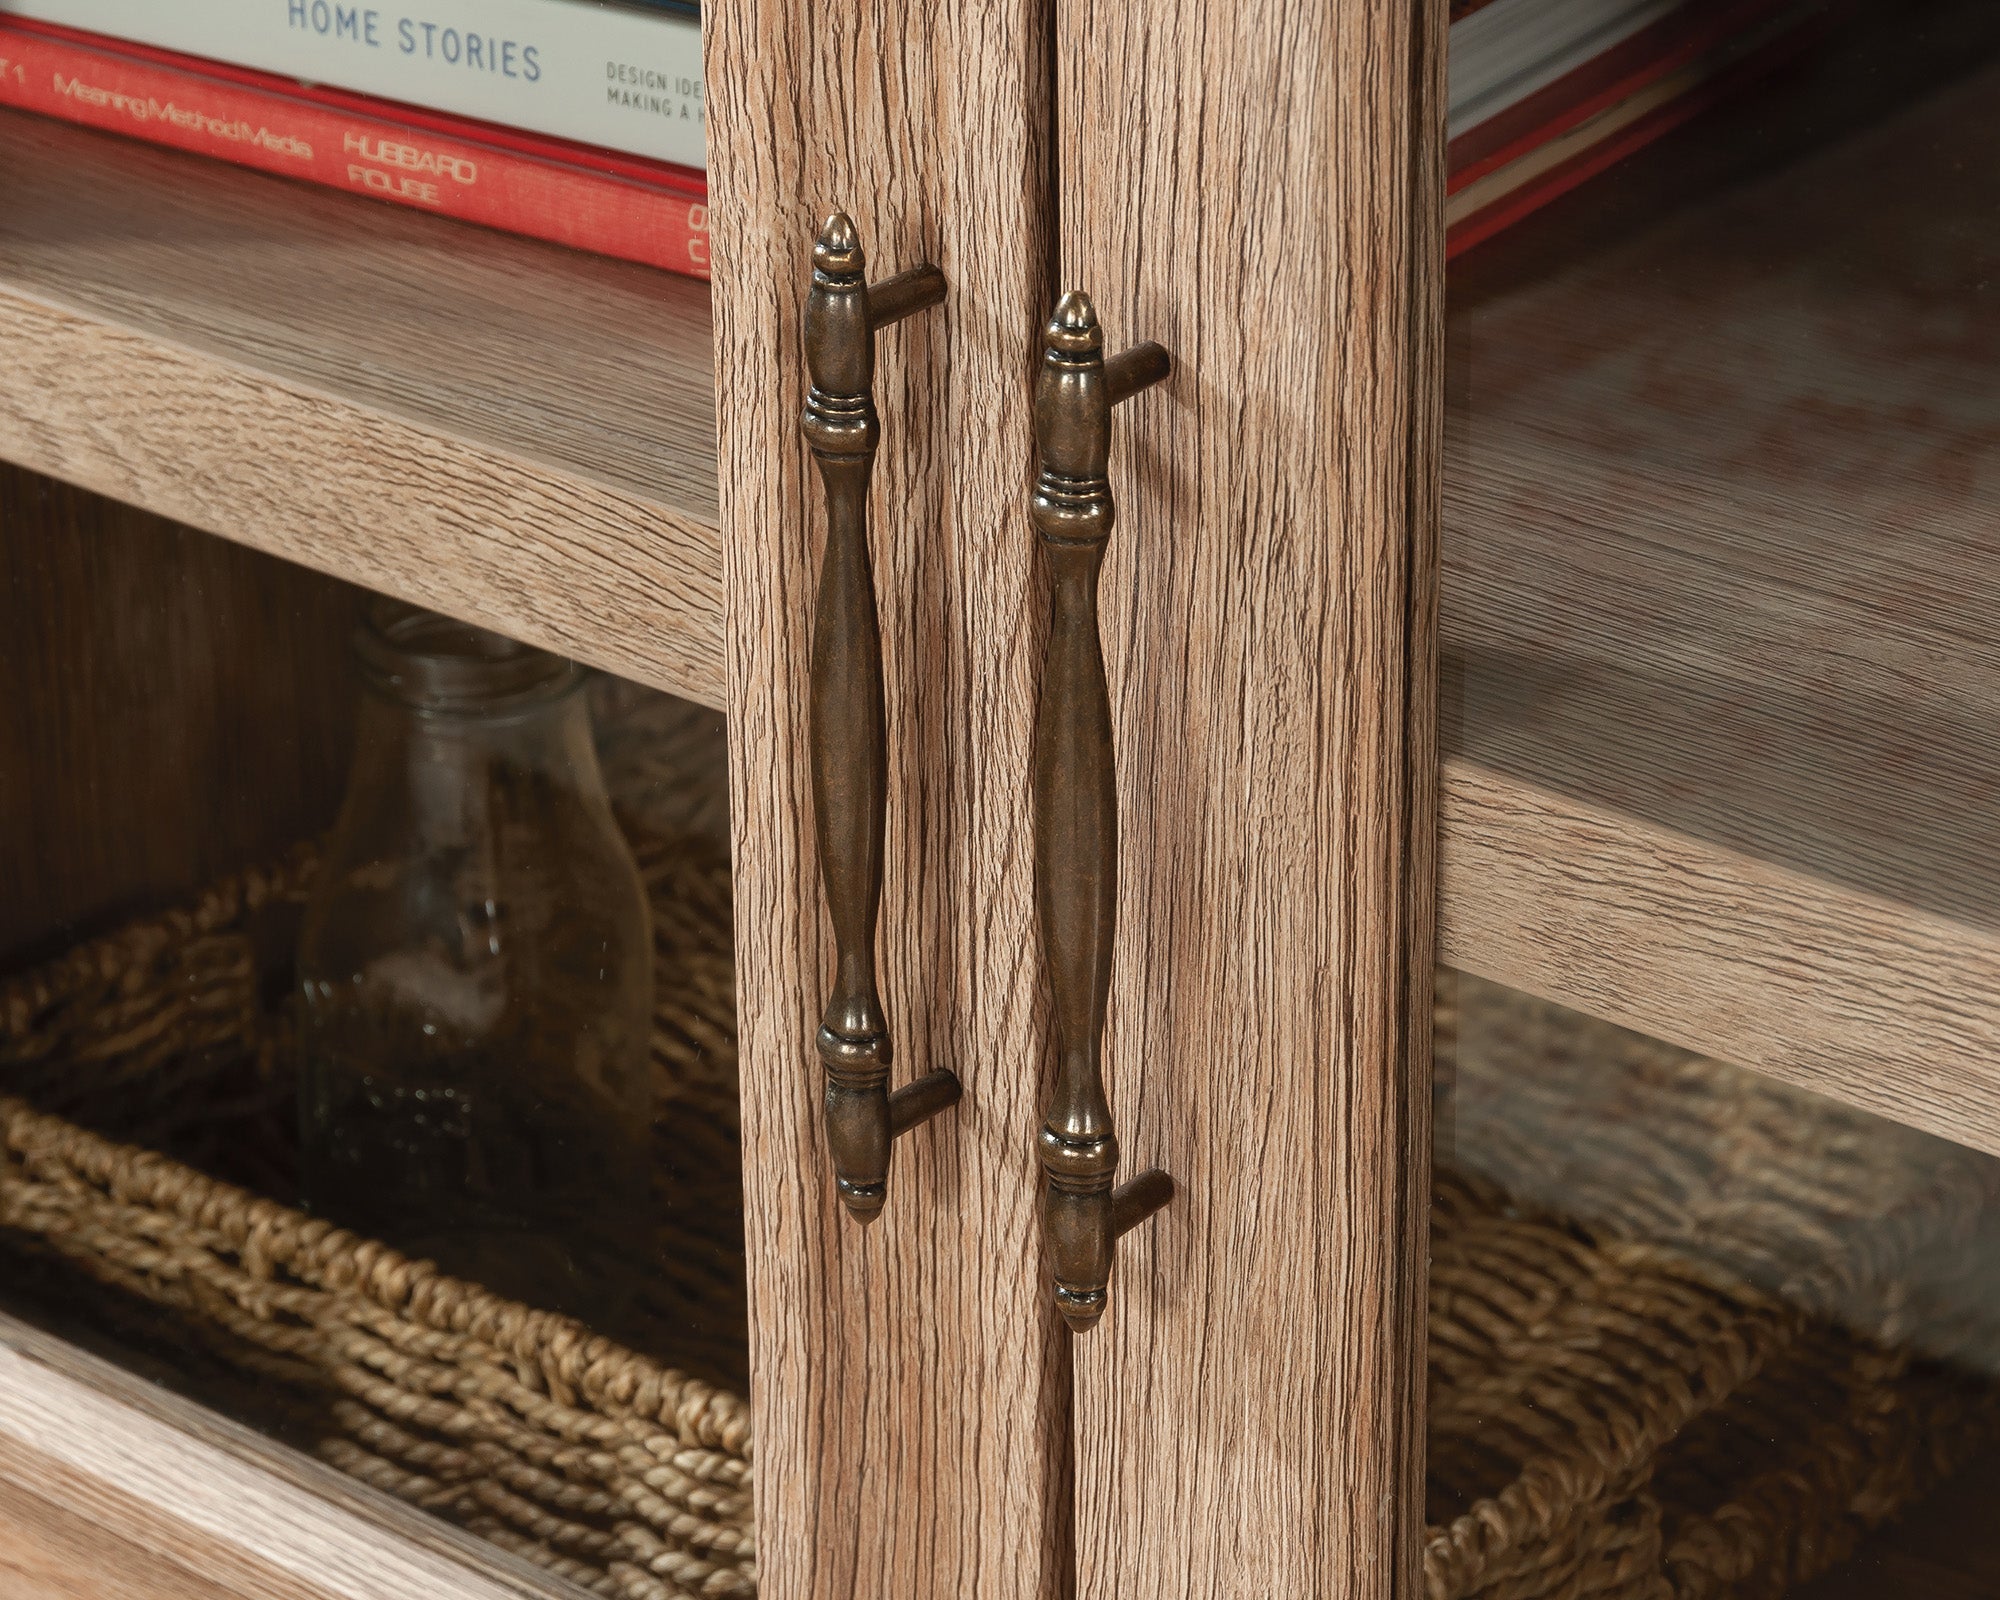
[[1428, 4, 2000, 1587], [0, 461, 362, 965], [1436, 969, 2000, 1596], [0, 469, 750, 1596], [0, 0, 1995, 1591]]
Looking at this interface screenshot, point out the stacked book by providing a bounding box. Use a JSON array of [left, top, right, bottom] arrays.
[[0, 0, 712, 275], [1444, 0, 1822, 254], [0, 0, 1820, 278]]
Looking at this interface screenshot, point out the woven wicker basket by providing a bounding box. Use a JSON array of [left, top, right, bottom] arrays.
[[1, 835, 1995, 1599]]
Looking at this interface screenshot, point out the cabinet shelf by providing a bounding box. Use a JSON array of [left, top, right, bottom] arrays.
[[0, 108, 728, 710], [1439, 52, 2000, 1153]]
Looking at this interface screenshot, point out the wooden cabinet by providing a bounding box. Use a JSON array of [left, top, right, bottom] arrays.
[[2, 0, 1998, 1596]]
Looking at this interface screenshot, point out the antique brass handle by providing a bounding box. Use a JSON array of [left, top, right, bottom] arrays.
[[1031, 292, 1175, 1330], [802, 211, 957, 1222]]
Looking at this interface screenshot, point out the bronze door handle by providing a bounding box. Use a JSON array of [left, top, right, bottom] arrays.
[[802, 212, 958, 1222], [1030, 292, 1174, 1331]]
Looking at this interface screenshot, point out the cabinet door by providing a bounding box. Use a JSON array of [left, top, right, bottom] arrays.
[[1053, 1, 1447, 1596], [0, 0, 1065, 1584], [1434, 2, 2000, 1592], [704, 5, 1069, 1600]]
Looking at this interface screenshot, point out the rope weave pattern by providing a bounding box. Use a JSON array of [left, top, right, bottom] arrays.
[[0, 832, 755, 1600]]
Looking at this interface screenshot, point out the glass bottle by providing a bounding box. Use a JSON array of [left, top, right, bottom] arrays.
[[297, 601, 654, 1327]]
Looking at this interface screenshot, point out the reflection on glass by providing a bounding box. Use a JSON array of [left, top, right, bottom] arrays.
[[1446, 0, 2000, 939], [0, 489, 753, 1592], [1432, 971, 2000, 1599]]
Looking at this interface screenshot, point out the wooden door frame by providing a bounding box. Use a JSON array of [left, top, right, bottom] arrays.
[[706, 1, 1072, 1597], [1058, 0, 1447, 1594]]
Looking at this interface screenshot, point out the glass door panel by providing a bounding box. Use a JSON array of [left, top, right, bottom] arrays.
[[1439, 0, 2000, 1591], [0, 461, 750, 1591], [1435, 972, 2000, 1596]]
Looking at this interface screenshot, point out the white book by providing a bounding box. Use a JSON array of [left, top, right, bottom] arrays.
[[0, 0, 705, 168]]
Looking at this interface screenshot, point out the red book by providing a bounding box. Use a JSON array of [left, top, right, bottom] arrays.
[[0, 19, 710, 279]]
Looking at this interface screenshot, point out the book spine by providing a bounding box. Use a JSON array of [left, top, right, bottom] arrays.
[[1444, 0, 1821, 256], [1, 0, 705, 168], [0, 24, 710, 278], [1446, 0, 1789, 186]]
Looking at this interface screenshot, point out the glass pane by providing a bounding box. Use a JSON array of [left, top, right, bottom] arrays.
[[0, 463, 749, 1583], [1448, 0, 2000, 939], [1441, 0, 2000, 1589], [1434, 972, 2000, 1597]]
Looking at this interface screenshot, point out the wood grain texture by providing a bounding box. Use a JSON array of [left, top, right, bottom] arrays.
[[1438, 47, 2000, 1153], [0, 463, 362, 965], [1058, 0, 1446, 1591], [1441, 761, 2000, 1155], [705, 0, 1069, 1596], [0, 1311, 573, 1600], [0, 1450, 289, 1600], [0, 109, 726, 709]]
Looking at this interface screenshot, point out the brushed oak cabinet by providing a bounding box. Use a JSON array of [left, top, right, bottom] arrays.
[[10, 0, 2000, 1593], [707, 0, 1443, 1593], [0, 0, 1439, 1591], [706, 0, 1071, 1589], [1054, 2, 1441, 1595]]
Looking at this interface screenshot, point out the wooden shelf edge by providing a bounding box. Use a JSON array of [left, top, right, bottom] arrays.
[[1439, 755, 2000, 1158], [0, 284, 728, 711], [0, 1310, 575, 1600]]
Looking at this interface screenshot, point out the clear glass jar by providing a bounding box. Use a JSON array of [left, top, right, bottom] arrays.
[[297, 601, 654, 1326]]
